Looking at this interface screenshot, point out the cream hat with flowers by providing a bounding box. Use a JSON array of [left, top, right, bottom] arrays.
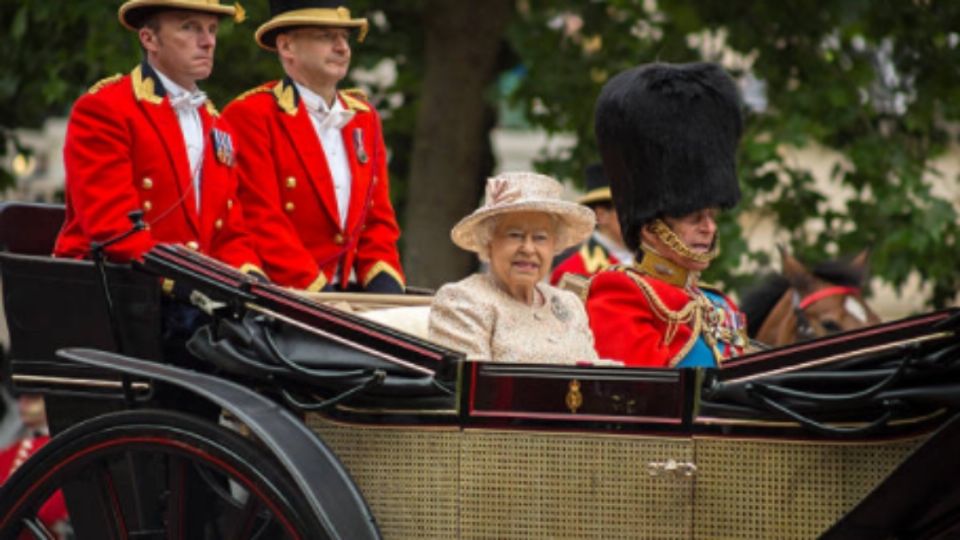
[[451, 171, 596, 254]]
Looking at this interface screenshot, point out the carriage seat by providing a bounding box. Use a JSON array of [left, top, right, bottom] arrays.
[[0, 202, 162, 396], [0, 202, 64, 255], [296, 290, 433, 340]]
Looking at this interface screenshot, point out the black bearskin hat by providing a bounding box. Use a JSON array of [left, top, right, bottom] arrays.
[[594, 62, 743, 252]]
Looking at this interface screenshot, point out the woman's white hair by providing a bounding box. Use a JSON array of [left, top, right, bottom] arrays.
[[474, 213, 571, 262]]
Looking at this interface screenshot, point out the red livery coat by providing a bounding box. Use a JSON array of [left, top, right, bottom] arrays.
[[223, 78, 404, 292], [586, 267, 745, 367], [54, 63, 261, 272], [550, 234, 621, 285]]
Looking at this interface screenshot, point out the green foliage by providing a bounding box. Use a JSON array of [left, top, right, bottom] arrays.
[[510, 0, 960, 308]]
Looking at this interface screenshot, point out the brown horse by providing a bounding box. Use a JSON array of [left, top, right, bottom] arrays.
[[740, 247, 882, 347]]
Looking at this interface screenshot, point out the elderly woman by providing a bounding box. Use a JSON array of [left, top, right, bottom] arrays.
[[428, 171, 599, 364], [586, 62, 749, 368]]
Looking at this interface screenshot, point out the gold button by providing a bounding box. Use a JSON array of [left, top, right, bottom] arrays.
[[142, 200, 152, 212], [214, 219, 223, 230], [284, 202, 295, 213], [142, 177, 153, 189], [227, 199, 234, 209], [186, 241, 199, 250], [334, 233, 344, 245], [285, 176, 296, 189]]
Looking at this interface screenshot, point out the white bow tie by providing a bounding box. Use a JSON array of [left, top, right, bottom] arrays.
[[169, 91, 207, 112], [315, 107, 355, 131]]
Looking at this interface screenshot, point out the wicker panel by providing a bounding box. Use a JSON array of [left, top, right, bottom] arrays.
[[306, 414, 460, 539], [460, 431, 694, 539], [693, 436, 924, 539]]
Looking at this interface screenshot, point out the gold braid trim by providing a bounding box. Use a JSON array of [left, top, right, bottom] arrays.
[[362, 261, 405, 288], [635, 248, 693, 288], [305, 272, 328, 292], [650, 219, 719, 264], [231, 84, 271, 103], [87, 74, 121, 95], [622, 270, 704, 366]]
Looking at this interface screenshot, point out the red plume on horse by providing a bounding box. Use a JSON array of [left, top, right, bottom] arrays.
[[740, 246, 882, 347]]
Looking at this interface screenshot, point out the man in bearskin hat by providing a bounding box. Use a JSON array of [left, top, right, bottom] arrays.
[[54, 0, 263, 278], [550, 163, 633, 285], [223, 1, 406, 293], [586, 62, 749, 368]]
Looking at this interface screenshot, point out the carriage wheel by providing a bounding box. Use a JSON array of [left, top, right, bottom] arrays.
[[0, 409, 326, 539]]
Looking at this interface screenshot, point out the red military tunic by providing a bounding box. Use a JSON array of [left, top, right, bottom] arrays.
[[550, 234, 622, 285], [223, 78, 405, 292], [54, 63, 261, 272], [586, 256, 747, 368]]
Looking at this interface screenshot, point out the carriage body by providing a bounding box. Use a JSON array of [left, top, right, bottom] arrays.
[[1, 202, 959, 539]]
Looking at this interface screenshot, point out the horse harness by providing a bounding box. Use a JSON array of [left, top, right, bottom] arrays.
[[791, 285, 861, 340]]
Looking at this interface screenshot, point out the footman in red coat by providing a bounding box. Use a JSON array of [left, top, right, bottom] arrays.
[[54, 0, 262, 277], [224, 1, 405, 293]]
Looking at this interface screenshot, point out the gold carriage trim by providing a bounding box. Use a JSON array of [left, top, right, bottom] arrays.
[[362, 261, 405, 289], [87, 74, 122, 95], [565, 380, 583, 413], [131, 65, 162, 105]]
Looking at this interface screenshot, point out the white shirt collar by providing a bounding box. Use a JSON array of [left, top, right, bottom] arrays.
[[293, 82, 345, 115], [151, 64, 196, 99]]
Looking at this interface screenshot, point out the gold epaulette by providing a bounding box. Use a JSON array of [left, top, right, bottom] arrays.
[[231, 84, 272, 103], [87, 74, 122, 95], [340, 88, 371, 113], [342, 87, 368, 101]]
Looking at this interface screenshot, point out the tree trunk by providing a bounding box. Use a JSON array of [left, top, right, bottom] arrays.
[[402, 0, 514, 289]]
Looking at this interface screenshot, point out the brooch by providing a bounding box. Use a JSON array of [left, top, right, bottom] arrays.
[[551, 295, 570, 322], [211, 128, 235, 167]]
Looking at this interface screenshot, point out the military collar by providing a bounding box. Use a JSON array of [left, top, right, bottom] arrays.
[[273, 76, 371, 116], [132, 62, 218, 116], [131, 62, 164, 105], [273, 76, 300, 116], [634, 248, 697, 288]]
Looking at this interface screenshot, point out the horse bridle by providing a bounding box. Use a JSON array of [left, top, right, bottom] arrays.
[[791, 286, 861, 340]]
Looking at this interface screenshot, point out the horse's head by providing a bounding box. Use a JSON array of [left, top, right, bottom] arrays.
[[776, 247, 882, 343]]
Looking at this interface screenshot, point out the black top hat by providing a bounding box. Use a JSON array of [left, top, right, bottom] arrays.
[[577, 163, 612, 206], [256, 0, 368, 51], [594, 62, 743, 251]]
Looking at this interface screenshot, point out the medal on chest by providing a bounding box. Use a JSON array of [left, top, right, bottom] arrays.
[[211, 128, 235, 167]]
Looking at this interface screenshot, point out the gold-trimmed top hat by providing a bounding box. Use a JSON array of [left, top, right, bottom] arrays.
[[118, 0, 239, 31], [451, 172, 596, 255], [577, 163, 612, 206], [255, 0, 369, 52]]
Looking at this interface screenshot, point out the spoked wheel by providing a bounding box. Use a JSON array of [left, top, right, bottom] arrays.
[[0, 409, 325, 539]]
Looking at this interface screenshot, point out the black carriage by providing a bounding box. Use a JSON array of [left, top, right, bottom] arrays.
[[1, 201, 959, 539]]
